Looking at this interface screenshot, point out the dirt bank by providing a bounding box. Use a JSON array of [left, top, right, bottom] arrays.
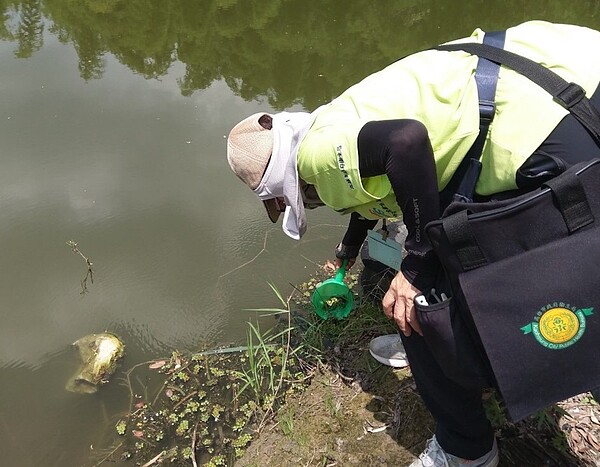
[[105, 264, 600, 466], [236, 297, 600, 467]]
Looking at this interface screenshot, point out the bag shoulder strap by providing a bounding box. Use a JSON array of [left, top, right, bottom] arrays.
[[440, 31, 505, 207], [435, 42, 600, 145], [469, 31, 506, 160]]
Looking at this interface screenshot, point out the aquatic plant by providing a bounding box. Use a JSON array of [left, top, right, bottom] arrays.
[[93, 285, 308, 466]]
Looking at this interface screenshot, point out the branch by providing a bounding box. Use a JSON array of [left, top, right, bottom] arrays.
[[66, 240, 94, 294]]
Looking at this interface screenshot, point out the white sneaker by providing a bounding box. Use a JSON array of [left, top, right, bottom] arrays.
[[409, 436, 499, 467], [369, 334, 409, 368]]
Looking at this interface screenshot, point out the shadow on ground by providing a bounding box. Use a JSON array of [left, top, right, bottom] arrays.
[[236, 294, 598, 466]]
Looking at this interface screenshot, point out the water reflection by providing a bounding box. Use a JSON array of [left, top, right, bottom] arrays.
[[2, 0, 599, 110]]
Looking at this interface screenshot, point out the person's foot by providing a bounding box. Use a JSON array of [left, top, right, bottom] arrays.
[[368, 334, 409, 368], [409, 436, 499, 467]]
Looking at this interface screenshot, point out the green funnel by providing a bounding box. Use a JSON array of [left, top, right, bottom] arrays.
[[312, 259, 354, 320]]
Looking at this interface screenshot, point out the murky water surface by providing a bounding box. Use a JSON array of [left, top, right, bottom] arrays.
[[0, 1, 599, 465]]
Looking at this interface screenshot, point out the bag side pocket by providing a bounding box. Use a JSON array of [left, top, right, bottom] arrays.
[[415, 289, 491, 390]]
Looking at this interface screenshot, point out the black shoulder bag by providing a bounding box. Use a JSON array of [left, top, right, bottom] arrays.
[[418, 34, 600, 421]]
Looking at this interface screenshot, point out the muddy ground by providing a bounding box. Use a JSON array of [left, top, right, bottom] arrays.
[[236, 302, 600, 467]]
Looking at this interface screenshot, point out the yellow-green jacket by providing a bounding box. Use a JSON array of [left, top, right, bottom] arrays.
[[297, 21, 600, 220]]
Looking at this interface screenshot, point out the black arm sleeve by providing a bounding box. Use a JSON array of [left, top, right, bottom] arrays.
[[341, 212, 378, 249], [357, 119, 441, 289]]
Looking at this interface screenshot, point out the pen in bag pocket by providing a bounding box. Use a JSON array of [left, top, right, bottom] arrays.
[[415, 290, 449, 306], [427, 288, 449, 304]]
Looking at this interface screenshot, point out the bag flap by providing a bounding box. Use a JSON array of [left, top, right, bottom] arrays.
[[459, 225, 600, 420]]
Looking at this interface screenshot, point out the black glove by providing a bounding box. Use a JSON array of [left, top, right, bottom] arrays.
[[335, 242, 361, 260]]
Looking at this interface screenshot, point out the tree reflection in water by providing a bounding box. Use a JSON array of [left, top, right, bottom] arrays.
[[1, 0, 600, 108]]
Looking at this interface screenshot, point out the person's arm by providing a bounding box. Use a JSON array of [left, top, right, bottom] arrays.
[[356, 119, 441, 335], [334, 212, 378, 266]]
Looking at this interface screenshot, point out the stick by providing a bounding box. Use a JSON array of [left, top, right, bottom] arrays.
[[191, 422, 199, 467]]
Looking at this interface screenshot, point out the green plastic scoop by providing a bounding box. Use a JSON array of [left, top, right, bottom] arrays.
[[312, 259, 354, 320]]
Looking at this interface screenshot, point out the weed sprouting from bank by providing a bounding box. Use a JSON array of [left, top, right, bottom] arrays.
[[236, 323, 283, 406]]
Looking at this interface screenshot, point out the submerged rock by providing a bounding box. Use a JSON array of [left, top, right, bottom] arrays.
[[66, 332, 125, 394]]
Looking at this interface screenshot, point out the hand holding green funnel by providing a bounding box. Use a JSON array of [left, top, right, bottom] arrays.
[[312, 259, 354, 320]]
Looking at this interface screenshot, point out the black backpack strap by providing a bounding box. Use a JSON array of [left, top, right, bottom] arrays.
[[435, 42, 600, 145], [440, 31, 506, 208]]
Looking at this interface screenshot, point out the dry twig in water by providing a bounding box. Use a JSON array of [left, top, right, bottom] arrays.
[[67, 240, 94, 294]]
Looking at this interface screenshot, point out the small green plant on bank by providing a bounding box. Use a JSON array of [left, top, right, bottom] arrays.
[[235, 322, 281, 406], [278, 407, 295, 437], [580, 393, 598, 405], [482, 391, 508, 428], [323, 390, 340, 418], [234, 282, 303, 414]]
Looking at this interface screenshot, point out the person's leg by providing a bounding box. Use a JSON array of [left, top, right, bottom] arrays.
[[401, 332, 494, 459], [406, 84, 600, 464]]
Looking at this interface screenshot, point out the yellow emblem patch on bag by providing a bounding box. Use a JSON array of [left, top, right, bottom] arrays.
[[521, 303, 594, 349]]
